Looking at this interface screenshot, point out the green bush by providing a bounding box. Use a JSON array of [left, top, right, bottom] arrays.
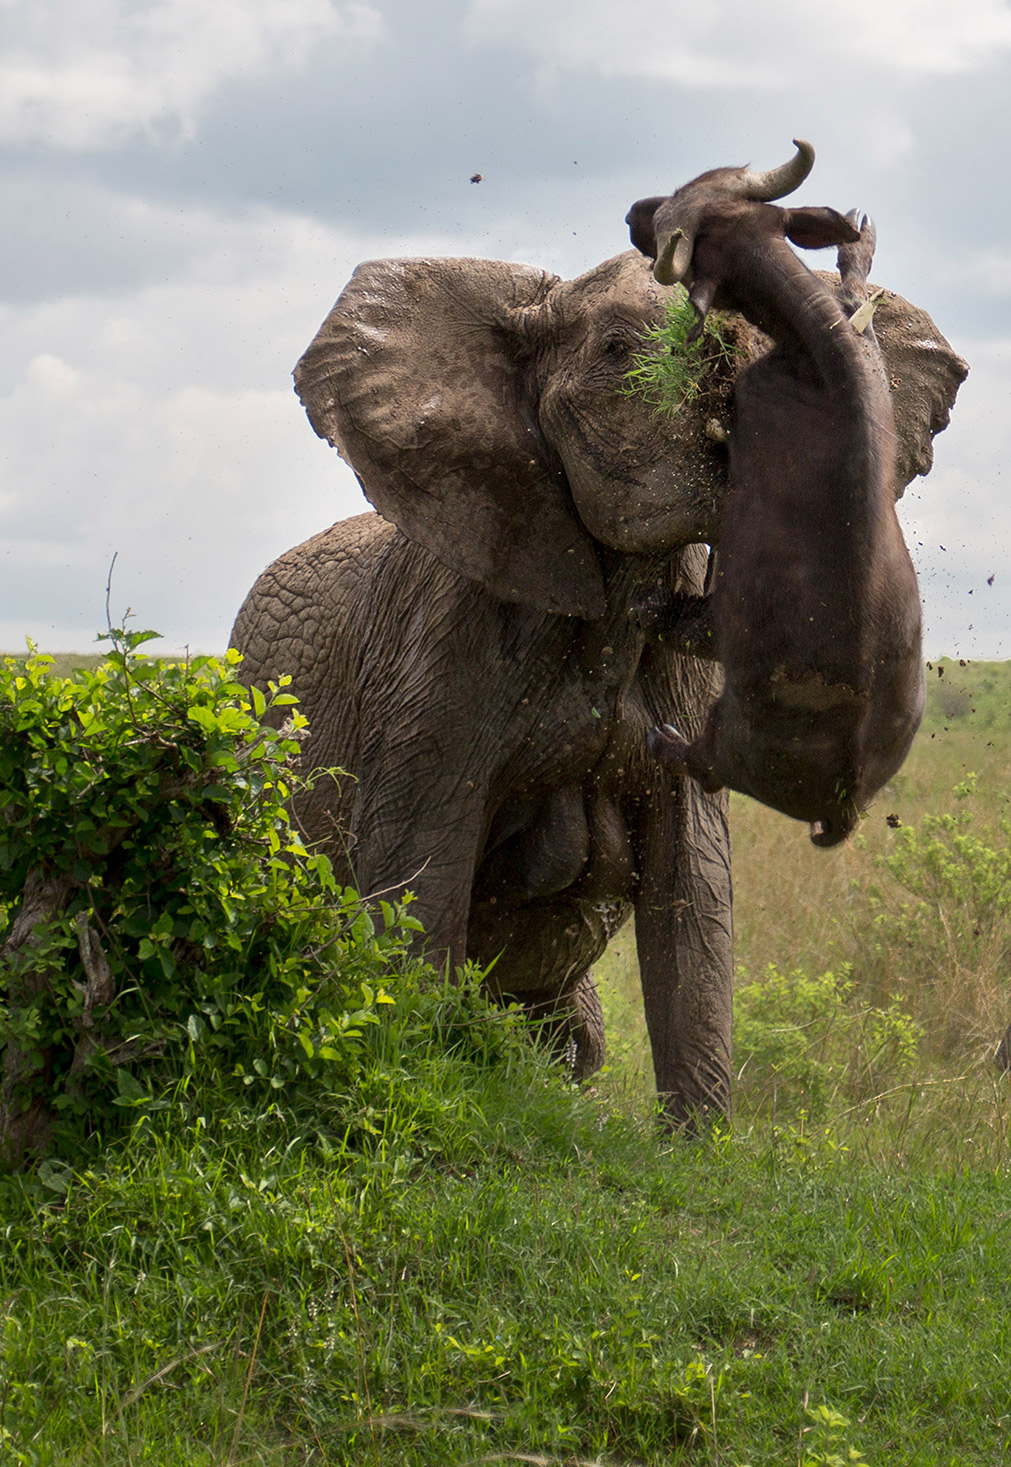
[[850, 775, 1011, 1056], [734, 962, 924, 1123], [0, 628, 425, 1167]]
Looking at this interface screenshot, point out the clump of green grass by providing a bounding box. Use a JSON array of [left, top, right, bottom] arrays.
[[732, 961, 925, 1124], [5, 999, 1011, 1465], [844, 772, 1011, 1063], [622, 284, 740, 416]]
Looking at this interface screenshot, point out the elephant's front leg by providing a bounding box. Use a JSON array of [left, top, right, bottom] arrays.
[[504, 970, 606, 1080], [632, 588, 718, 661], [633, 774, 733, 1127], [351, 725, 493, 971]]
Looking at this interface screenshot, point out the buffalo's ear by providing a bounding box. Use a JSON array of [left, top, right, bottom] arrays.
[[783, 206, 862, 250], [294, 257, 605, 619]]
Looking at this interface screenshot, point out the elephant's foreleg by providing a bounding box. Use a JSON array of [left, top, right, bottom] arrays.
[[633, 590, 718, 660], [633, 776, 733, 1128], [503, 970, 606, 1080], [355, 821, 479, 973], [351, 740, 492, 971]]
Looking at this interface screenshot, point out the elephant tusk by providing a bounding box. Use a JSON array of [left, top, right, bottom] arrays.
[[848, 288, 885, 336]]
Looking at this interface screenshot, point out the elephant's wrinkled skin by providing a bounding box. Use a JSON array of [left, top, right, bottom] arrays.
[[232, 249, 965, 1124]]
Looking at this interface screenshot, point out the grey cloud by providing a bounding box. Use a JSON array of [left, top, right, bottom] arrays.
[[0, 170, 220, 307]]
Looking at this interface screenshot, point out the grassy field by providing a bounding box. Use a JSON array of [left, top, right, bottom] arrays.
[[597, 657, 1011, 1100], [2, 659, 1011, 1464]]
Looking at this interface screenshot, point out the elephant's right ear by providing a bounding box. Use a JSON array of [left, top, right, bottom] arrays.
[[294, 256, 606, 620]]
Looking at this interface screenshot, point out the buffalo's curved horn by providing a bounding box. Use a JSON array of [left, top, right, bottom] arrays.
[[732, 138, 815, 201]]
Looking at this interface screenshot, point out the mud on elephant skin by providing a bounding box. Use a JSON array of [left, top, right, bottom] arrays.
[[232, 247, 965, 1124]]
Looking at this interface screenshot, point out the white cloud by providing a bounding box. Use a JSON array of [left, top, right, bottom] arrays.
[[465, 0, 1011, 86], [0, 0, 385, 148], [0, 189, 500, 652], [0, 339, 350, 652], [944, 248, 1011, 297]]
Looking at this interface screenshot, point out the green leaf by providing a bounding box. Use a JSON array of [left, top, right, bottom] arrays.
[[187, 704, 219, 733]]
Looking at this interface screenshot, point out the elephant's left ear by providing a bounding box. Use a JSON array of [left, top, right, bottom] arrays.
[[866, 290, 969, 492], [295, 256, 606, 619]]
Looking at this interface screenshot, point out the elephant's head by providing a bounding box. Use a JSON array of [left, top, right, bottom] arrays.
[[294, 250, 966, 619]]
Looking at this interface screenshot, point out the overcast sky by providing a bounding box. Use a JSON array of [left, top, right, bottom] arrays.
[[0, 0, 1008, 657]]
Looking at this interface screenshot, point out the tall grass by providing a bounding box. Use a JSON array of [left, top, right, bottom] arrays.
[[732, 660, 1011, 1059], [595, 659, 1011, 1152]]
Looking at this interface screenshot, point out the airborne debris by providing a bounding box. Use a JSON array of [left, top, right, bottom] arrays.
[[470, 173, 483, 184]]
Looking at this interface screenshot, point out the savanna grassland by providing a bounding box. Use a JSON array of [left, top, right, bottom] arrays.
[[2, 656, 1011, 1466]]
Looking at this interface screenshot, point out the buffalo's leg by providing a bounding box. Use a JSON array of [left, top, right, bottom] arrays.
[[837, 212, 877, 318]]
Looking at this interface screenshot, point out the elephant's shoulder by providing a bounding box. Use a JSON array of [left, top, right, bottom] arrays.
[[290, 510, 396, 575], [247, 512, 393, 605], [230, 511, 396, 680]]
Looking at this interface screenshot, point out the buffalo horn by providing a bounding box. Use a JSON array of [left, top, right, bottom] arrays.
[[731, 138, 815, 201]]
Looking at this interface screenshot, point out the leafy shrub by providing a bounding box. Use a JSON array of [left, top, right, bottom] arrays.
[[851, 775, 1011, 1056], [798, 1404, 871, 1467], [734, 962, 924, 1122], [936, 684, 973, 720], [0, 628, 425, 1166], [919, 658, 1011, 734]]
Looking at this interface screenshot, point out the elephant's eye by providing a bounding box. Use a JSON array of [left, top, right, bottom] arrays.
[[602, 333, 632, 361]]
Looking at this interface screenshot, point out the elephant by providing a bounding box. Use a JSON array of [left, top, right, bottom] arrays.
[[231, 237, 966, 1124], [628, 143, 928, 847]]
